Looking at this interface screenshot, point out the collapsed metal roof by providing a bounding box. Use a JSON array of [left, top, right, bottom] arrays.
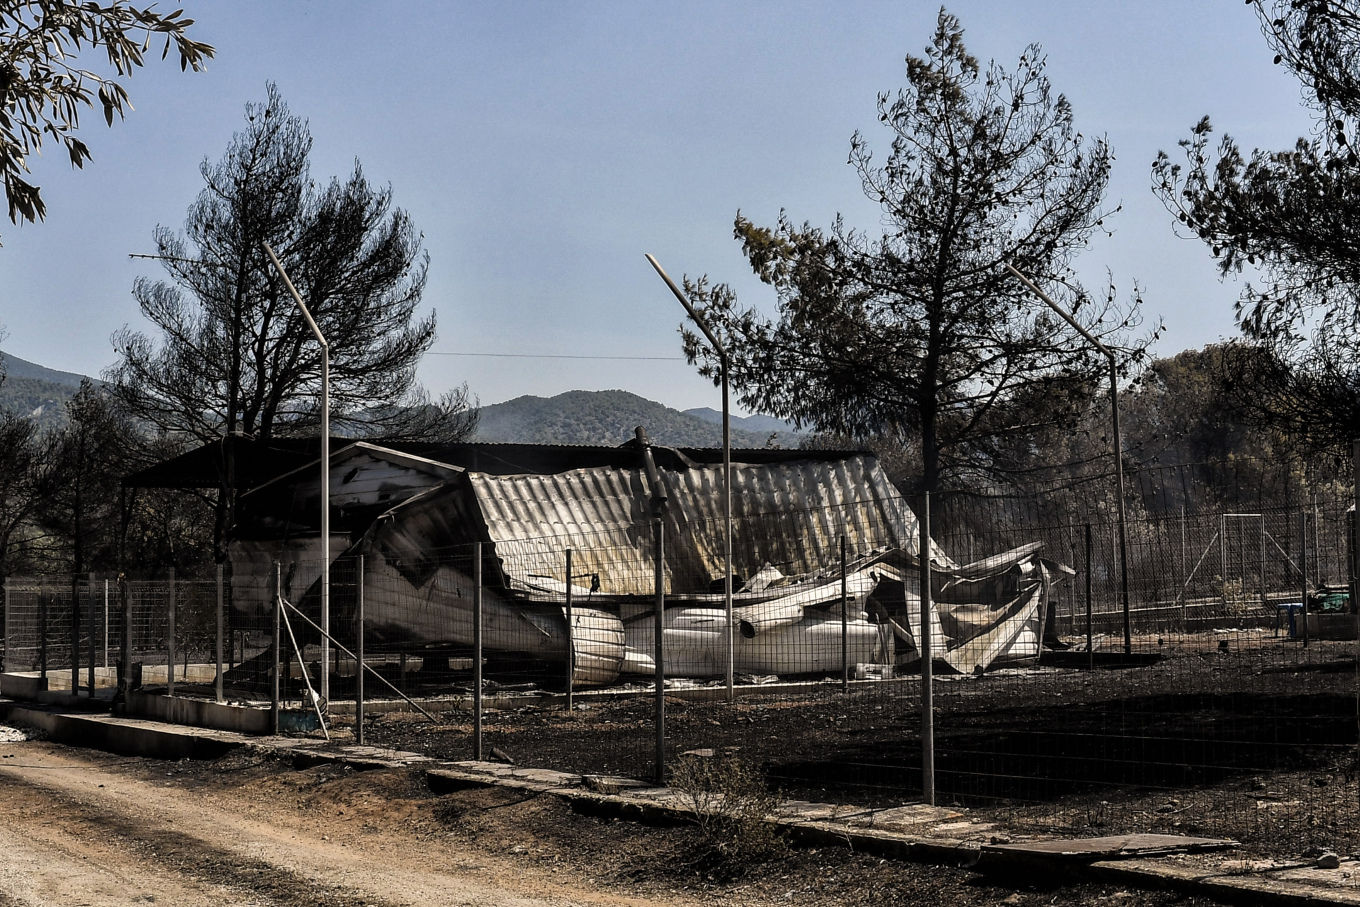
[[351, 451, 931, 598], [223, 437, 924, 597]]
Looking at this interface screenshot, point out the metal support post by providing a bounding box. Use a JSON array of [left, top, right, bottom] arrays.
[[1260, 517, 1268, 611], [39, 576, 47, 681], [70, 575, 80, 696], [1005, 263, 1130, 655], [356, 556, 365, 746], [565, 549, 574, 714], [654, 520, 666, 787], [120, 576, 132, 694], [920, 492, 935, 806], [1352, 441, 1360, 787], [1086, 524, 1094, 671], [166, 566, 176, 697], [1302, 510, 1310, 648], [271, 563, 281, 735], [216, 564, 225, 703], [840, 534, 849, 693], [87, 573, 96, 694], [473, 542, 483, 761]]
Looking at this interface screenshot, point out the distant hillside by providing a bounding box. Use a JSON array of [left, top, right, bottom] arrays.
[[683, 407, 799, 435], [0, 351, 95, 428], [475, 390, 801, 448], [0, 352, 90, 388]]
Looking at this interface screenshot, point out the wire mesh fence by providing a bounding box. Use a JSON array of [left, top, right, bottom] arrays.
[[1, 482, 1358, 852]]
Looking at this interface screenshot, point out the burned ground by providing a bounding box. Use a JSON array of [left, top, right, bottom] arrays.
[[329, 633, 1360, 858]]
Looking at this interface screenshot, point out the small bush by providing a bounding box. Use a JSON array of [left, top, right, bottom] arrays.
[[669, 755, 787, 874]]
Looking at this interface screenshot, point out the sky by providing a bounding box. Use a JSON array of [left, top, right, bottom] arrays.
[[0, 1, 1321, 416]]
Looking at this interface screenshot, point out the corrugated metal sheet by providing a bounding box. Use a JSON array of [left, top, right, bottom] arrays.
[[462, 454, 926, 596]]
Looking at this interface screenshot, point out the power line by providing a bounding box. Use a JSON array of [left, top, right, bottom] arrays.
[[428, 351, 685, 361]]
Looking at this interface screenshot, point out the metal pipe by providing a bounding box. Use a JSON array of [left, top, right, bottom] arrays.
[[565, 548, 574, 714], [645, 254, 734, 702], [70, 575, 80, 696], [216, 564, 224, 703], [840, 533, 849, 693], [166, 566, 175, 697], [1086, 523, 1094, 671], [280, 595, 437, 722], [1261, 516, 1267, 610], [39, 575, 46, 682], [271, 563, 281, 735], [87, 573, 96, 695], [654, 519, 666, 786], [1004, 263, 1132, 655], [120, 576, 131, 695], [356, 555, 365, 746], [920, 491, 935, 806], [474, 541, 483, 761], [263, 241, 330, 708], [1302, 510, 1310, 647]]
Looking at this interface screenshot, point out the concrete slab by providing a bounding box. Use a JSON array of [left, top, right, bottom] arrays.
[[0, 673, 47, 699], [9, 707, 244, 760], [844, 804, 966, 831], [984, 833, 1238, 864]]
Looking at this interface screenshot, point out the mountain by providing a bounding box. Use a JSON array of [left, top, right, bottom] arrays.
[[0, 352, 90, 388], [683, 407, 799, 435], [0, 351, 95, 428], [475, 390, 802, 448]]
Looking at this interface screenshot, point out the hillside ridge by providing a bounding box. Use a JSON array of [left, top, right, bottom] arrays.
[[476, 389, 802, 448]]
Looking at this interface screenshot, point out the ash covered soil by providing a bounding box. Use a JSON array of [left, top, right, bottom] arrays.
[[0, 736, 1220, 907], [335, 632, 1360, 859]]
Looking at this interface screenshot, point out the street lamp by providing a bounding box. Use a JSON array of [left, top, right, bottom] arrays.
[[263, 242, 332, 703], [645, 254, 735, 701], [1004, 262, 1133, 656]]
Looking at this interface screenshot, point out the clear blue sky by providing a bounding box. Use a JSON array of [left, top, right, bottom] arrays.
[[0, 1, 1316, 414]]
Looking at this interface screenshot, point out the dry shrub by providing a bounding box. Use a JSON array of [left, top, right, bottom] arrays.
[[670, 755, 787, 875]]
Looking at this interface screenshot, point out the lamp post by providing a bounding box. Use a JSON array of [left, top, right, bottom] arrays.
[[645, 254, 735, 701], [263, 242, 332, 704], [1004, 263, 1132, 656]]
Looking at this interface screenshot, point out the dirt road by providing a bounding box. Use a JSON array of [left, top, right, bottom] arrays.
[[0, 739, 689, 907], [0, 732, 1221, 907]]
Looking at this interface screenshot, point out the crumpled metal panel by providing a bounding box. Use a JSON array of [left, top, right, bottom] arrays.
[[467, 454, 924, 596]]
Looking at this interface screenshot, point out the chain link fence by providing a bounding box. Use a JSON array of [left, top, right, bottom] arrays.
[[2, 480, 1357, 853]]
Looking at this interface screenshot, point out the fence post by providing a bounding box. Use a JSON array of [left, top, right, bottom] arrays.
[[87, 572, 96, 694], [1260, 516, 1267, 611], [840, 533, 849, 693], [565, 548, 574, 714], [39, 575, 46, 682], [166, 566, 176, 697], [474, 541, 483, 761], [103, 579, 109, 670], [1302, 510, 1310, 648], [216, 564, 225, 704], [356, 555, 365, 746], [70, 575, 80, 696], [1086, 524, 1094, 671], [271, 562, 281, 735], [920, 492, 934, 807], [1353, 441, 1360, 784], [1, 577, 7, 673], [120, 576, 133, 694], [654, 519, 666, 787]]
